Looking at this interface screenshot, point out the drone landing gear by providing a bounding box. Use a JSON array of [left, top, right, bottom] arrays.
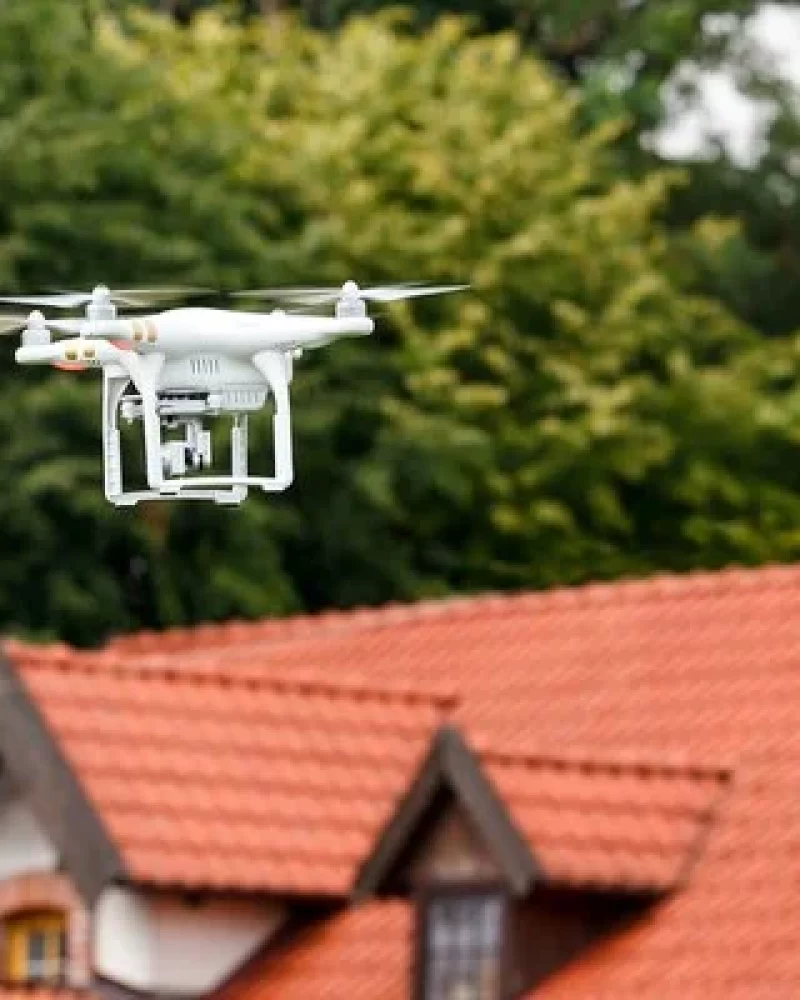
[[103, 352, 294, 506]]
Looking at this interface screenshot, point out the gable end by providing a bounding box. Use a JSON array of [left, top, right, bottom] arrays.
[[0, 648, 126, 902], [355, 726, 539, 899]]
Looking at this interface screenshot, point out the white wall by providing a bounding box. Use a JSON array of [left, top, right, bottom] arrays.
[[94, 886, 285, 995], [0, 799, 59, 880], [93, 887, 154, 992], [0, 797, 283, 994]]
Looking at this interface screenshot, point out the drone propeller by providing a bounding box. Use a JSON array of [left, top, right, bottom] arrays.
[[0, 314, 93, 336], [234, 281, 468, 307], [0, 285, 212, 310], [0, 315, 31, 336]]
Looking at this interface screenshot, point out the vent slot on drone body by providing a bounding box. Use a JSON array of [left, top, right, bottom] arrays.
[[190, 357, 221, 377]]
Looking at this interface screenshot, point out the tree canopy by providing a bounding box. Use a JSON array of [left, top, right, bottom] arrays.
[[140, 0, 800, 342], [2, 2, 800, 646]]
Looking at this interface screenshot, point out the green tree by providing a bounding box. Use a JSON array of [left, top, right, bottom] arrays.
[[137, 0, 800, 343], [0, 1, 300, 644], [3, 4, 800, 645], [206, 13, 800, 594]]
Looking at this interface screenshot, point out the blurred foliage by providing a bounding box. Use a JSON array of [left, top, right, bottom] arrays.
[[3, 2, 800, 646], [140, 0, 792, 110], [139, 0, 800, 340]]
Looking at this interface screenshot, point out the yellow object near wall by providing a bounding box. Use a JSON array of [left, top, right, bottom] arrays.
[[3, 911, 67, 983]]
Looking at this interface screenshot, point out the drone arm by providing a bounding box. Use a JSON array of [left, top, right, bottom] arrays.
[[286, 315, 373, 351], [15, 337, 124, 367]]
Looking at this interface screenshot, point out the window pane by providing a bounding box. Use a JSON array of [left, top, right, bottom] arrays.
[[481, 899, 502, 948], [423, 893, 504, 1000], [27, 932, 46, 964], [27, 932, 47, 979]]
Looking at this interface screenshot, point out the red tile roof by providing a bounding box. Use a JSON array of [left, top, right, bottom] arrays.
[[121, 563, 800, 763], [482, 753, 728, 892], [0, 992, 98, 1000], [10, 561, 800, 996], [5, 644, 448, 895], [221, 902, 411, 1000], [124, 563, 800, 998]]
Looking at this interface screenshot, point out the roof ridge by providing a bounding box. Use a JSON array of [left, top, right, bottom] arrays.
[[102, 561, 800, 653], [3, 640, 457, 710], [478, 743, 733, 780]]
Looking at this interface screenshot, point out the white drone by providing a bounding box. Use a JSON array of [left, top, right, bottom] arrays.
[[0, 281, 465, 506]]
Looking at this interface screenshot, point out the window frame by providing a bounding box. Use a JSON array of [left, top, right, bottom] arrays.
[[414, 884, 510, 1000], [2, 910, 69, 985]]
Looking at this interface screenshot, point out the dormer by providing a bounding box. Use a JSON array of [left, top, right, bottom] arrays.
[[0, 641, 451, 997], [0, 647, 287, 996], [0, 767, 89, 988], [356, 726, 729, 999]]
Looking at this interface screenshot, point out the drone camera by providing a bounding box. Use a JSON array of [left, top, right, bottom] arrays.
[[161, 420, 212, 478]]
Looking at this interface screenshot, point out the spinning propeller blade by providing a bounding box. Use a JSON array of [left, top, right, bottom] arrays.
[[102, 287, 213, 308], [0, 294, 91, 309], [360, 283, 469, 302], [234, 282, 468, 306], [0, 315, 31, 335], [0, 286, 212, 310]]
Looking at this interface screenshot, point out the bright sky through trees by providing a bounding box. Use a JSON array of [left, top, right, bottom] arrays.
[[656, 3, 800, 164]]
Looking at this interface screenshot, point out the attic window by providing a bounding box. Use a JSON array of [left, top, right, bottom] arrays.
[[421, 891, 505, 1000], [2, 911, 68, 984]]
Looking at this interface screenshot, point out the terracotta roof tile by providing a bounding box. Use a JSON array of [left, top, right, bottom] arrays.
[[482, 754, 728, 891], [221, 902, 411, 1000], [177, 562, 800, 997], [105, 562, 800, 658], [0, 992, 98, 1000], [10, 562, 800, 995], [6, 650, 445, 896]]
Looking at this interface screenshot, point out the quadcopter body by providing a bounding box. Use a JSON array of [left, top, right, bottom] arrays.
[[2, 281, 463, 506]]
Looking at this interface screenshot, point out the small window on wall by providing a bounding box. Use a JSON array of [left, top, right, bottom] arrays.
[[2, 912, 68, 984], [421, 892, 505, 1000]]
